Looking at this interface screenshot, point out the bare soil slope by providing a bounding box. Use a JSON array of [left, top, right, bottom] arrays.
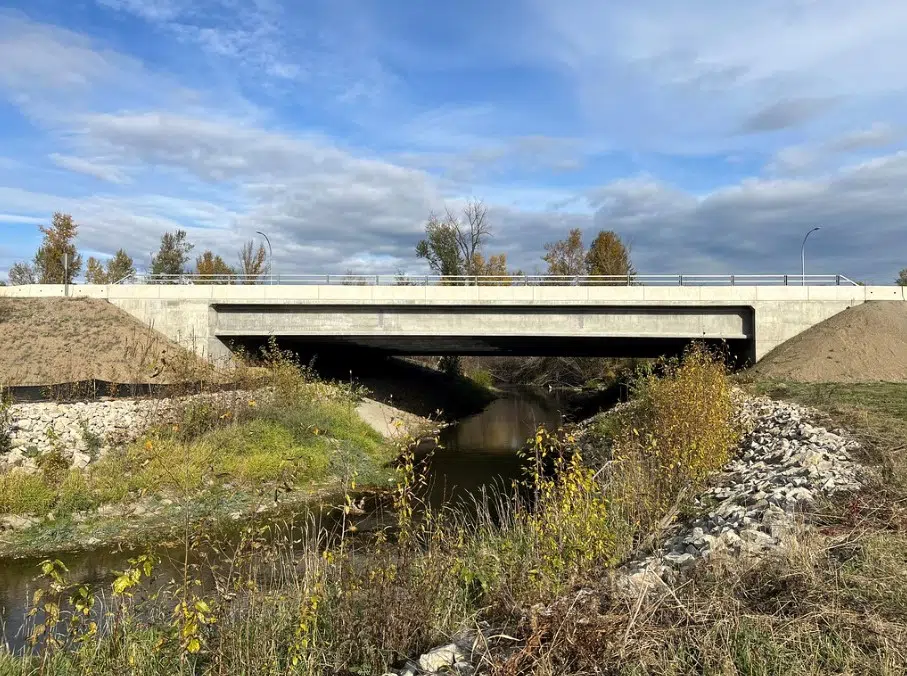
[[752, 301, 907, 382], [0, 297, 197, 386]]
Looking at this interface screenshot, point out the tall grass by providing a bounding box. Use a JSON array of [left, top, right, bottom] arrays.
[[1, 345, 745, 674]]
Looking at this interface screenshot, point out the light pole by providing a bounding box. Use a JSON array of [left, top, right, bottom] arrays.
[[256, 231, 273, 284], [801, 226, 820, 286]]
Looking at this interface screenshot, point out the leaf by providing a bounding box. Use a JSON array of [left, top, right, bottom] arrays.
[[112, 575, 132, 595], [194, 599, 211, 614], [186, 637, 201, 654]]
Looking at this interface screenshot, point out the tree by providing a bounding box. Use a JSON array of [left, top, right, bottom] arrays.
[[585, 230, 635, 283], [34, 212, 82, 284], [455, 201, 491, 276], [85, 257, 107, 284], [238, 240, 268, 283], [195, 251, 235, 283], [471, 252, 518, 285], [107, 249, 135, 283], [416, 212, 463, 277], [897, 269, 907, 286], [8, 262, 36, 285], [86, 249, 136, 284], [543, 228, 586, 277], [416, 200, 499, 283], [151, 230, 194, 279]]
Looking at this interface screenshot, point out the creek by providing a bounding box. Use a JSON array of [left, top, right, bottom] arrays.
[[0, 387, 579, 654]]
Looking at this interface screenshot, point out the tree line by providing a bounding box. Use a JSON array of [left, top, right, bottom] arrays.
[[4, 214, 269, 285], [5, 208, 904, 286]]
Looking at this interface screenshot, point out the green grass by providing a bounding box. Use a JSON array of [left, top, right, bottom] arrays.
[[0, 372, 395, 558]]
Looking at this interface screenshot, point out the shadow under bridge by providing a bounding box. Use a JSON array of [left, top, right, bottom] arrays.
[[211, 303, 756, 361]]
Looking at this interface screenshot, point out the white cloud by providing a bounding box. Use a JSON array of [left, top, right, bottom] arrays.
[[590, 153, 907, 282], [49, 153, 130, 184], [2, 6, 907, 286], [769, 123, 903, 174]]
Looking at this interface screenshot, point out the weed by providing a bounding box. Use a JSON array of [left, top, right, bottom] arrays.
[[77, 420, 103, 460], [0, 390, 11, 455], [0, 471, 56, 515]]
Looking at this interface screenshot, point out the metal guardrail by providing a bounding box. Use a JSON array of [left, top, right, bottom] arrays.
[[117, 273, 859, 287]]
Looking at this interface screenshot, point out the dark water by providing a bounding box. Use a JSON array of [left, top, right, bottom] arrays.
[[419, 390, 564, 508], [0, 388, 566, 653]]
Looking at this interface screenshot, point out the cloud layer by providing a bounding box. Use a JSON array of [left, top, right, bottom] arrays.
[[1, 2, 906, 284]]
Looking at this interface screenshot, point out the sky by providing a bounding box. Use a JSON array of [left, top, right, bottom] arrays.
[[0, 0, 905, 283]]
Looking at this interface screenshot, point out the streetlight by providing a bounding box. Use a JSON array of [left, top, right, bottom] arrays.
[[256, 231, 273, 285], [801, 226, 820, 286]]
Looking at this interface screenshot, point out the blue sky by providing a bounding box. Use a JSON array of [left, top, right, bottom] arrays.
[[1, 0, 906, 282]]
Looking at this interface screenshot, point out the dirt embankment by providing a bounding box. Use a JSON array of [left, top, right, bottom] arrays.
[[0, 297, 197, 386], [753, 301, 907, 383]]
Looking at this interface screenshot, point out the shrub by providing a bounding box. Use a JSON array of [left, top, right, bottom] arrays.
[[611, 344, 740, 532], [37, 447, 70, 488]]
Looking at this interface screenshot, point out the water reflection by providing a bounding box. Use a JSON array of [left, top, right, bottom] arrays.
[[418, 391, 564, 507]]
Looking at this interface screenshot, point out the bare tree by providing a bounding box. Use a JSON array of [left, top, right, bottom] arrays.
[[7, 262, 36, 286], [453, 200, 491, 277]]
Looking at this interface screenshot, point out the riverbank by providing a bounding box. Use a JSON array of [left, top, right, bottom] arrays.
[[0, 346, 740, 673], [0, 355, 403, 559], [5, 352, 903, 674]]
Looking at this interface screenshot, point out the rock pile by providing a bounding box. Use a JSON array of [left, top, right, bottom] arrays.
[[1, 390, 262, 472], [622, 395, 864, 588]]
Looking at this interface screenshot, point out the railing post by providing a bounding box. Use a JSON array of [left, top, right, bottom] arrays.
[[627, 273, 631, 286], [730, 274, 735, 286], [679, 274, 684, 286], [326, 274, 330, 285], [836, 274, 840, 286], [376, 275, 380, 286], [783, 275, 788, 286]]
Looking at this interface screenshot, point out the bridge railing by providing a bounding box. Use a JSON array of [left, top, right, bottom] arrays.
[[118, 273, 859, 287]]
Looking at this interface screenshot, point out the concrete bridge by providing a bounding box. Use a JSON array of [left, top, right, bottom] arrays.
[[3, 274, 904, 365]]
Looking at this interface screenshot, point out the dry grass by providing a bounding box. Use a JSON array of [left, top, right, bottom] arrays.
[[0, 297, 205, 386], [488, 529, 907, 675]]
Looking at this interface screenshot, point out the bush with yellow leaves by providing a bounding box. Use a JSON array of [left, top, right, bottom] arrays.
[[610, 343, 740, 533]]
